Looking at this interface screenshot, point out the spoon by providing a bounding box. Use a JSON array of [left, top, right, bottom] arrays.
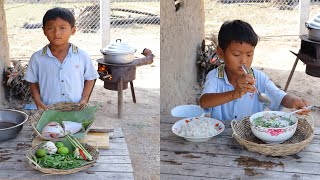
[[275, 105, 314, 120], [241, 64, 271, 106]]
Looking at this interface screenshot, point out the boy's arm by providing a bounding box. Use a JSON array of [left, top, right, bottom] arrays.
[[281, 94, 310, 114], [79, 80, 95, 104], [200, 90, 240, 108], [29, 83, 47, 110], [200, 74, 256, 109]]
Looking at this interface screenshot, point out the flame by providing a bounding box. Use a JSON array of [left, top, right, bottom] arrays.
[[98, 64, 112, 80]]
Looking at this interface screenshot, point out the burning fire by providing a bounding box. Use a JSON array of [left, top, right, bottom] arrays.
[[98, 64, 112, 80]]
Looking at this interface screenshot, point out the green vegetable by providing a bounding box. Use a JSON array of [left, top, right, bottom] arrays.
[[55, 142, 64, 149], [34, 153, 90, 170], [66, 135, 93, 161], [35, 148, 47, 158], [253, 115, 294, 128], [58, 147, 69, 155]]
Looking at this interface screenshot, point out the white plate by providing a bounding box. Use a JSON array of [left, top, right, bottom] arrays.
[[172, 117, 225, 142], [171, 105, 205, 118]]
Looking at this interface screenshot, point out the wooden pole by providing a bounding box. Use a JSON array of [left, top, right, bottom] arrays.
[[299, 0, 310, 36], [117, 78, 123, 118], [100, 0, 110, 49], [0, 0, 10, 107]]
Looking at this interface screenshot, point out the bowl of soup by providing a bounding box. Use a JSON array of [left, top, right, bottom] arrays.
[[0, 109, 28, 141], [249, 111, 298, 144]]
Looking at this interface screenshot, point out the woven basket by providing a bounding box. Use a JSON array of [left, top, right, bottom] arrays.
[[26, 142, 99, 174], [231, 116, 314, 156], [30, 102, 94, 140]]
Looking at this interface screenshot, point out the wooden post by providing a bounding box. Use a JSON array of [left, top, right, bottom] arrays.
[[0, 0, 10, 107], [130, 81, 136, 103], [284, 56, 299, 92], [299, 0, 310, 36], [100, 0, 110, 49], [117, 77, 123, 118]]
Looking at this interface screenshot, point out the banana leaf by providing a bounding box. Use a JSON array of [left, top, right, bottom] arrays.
[[36, 106, 97, 139]]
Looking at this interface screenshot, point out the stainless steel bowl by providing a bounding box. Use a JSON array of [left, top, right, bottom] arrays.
[[0, 109, 28, 141]]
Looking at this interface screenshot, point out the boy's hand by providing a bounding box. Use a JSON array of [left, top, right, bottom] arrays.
[[233, 74, 256, 98], [79, 99, 87, 105], [291, 97, 311, 115], [282, 94, 311, 115], [35, 100, 47, 110]]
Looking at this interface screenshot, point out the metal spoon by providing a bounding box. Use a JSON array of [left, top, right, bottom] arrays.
[[241, 64, 271, 106], [276, 105, 314, 120]]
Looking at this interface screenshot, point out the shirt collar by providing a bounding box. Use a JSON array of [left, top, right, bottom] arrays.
[[41, 43, 78, 56], [216, 64, 255, 84]]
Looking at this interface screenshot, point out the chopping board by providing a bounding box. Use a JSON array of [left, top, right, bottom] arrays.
[[32, 132, 110, 149]]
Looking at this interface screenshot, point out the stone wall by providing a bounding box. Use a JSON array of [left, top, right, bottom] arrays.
[[160, 0, 205, 113]]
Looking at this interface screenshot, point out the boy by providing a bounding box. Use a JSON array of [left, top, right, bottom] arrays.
[[25, 7, 99, 110], [199, 20, 310, 120]]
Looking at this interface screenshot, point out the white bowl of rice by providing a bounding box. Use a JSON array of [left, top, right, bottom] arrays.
[[250, 111, 298, 144], [172, 117, 225, 142]]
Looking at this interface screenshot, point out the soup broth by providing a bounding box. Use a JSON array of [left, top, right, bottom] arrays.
[[0, 122, 17, 129]]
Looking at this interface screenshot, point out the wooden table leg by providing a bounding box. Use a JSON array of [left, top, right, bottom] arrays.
[[117, 78, 123, 118], [130, 81, 136, 103], [284, 56, 299, 92]]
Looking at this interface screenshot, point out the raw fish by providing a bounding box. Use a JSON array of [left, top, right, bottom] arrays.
[[41, 122, 65, 138], [62, 121, 83, 134]]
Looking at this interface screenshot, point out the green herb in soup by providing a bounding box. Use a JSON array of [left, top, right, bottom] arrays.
[[253, 113, 295, 128]]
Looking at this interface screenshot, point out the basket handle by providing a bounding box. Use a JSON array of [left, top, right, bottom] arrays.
[[305, 114, 314, 129], [231, 120, 238, 138]]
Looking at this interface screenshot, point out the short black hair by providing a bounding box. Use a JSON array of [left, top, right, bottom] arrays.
[[42, 7, 75, 28], [218, 20, 259, 51]]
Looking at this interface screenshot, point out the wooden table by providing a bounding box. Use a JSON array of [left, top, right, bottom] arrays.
[[0, 125, 134, 180], [160, 115, 320, 179]]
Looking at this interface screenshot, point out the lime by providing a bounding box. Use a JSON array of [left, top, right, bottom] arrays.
[[58, 147, 69, 155], [55, 142, 64, 149], [35, 148, 47, 158]]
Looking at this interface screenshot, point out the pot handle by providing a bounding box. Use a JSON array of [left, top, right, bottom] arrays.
[[116, 39, 121, 43], [305, 22, 312, 29], [100, 49, 107, 55]]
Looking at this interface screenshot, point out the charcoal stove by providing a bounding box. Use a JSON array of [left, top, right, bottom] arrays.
[[97, 49, 154, 118], [284, 35, 320, 91]]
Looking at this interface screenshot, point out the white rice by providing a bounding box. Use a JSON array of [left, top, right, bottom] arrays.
[[178, 118, 218, 137]]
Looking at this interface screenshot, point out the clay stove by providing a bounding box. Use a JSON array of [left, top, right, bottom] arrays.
[[97, 49, 154, 118], [284, 35, 320, 91]]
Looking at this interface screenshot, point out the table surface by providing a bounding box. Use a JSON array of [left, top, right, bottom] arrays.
[[160, 115, 320, 180], [0, 125, 134, 180]]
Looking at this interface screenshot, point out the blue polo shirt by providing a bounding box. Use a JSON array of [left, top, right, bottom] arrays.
[[25, 44, 99, 105], [201, 65, 286, 121]]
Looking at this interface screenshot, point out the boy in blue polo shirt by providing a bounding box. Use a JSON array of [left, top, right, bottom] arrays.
[[25, 7, 99, 110], [199, 20, 310, 120]]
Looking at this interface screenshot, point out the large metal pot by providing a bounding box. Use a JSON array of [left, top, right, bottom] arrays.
[[305, 21, 320, 42], [101, 39, 136, 64], [0, 109, 28, 141]]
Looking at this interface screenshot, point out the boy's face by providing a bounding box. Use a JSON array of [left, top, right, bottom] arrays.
[[217, 41, 255, 77], [43, 17, 76, 46]]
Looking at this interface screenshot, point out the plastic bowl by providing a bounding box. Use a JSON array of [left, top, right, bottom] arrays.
[[171, 105, 204, 118], [249, 111, 298, 144]]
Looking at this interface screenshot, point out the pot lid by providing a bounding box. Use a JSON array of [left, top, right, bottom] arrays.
[[101, 39, 136, 55], [307, 13, 320, 29]]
